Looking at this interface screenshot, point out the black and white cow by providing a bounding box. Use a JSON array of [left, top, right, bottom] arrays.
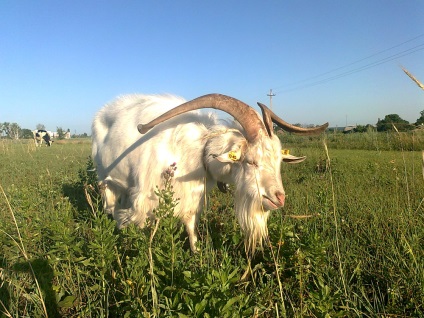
[[33, 130, 53, 147]]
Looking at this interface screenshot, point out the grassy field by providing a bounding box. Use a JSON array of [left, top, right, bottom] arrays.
[[0, 133, 423, 317]]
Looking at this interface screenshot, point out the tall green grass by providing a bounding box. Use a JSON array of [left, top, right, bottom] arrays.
[[282, 128, 424, 151], [0, 134, 423, 317]]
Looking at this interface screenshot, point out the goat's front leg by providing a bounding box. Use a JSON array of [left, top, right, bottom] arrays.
[[183, 212, 200, 252]]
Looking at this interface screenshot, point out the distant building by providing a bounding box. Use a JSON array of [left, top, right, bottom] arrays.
[[343, 125, 357, 134], [327, 126, 358, 133], [48, 131, 71, 139]]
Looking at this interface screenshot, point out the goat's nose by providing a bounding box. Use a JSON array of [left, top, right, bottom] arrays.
[[276, 191, 285, 207]]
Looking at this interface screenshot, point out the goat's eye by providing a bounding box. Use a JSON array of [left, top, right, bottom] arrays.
[[247, 160, 258, 167]]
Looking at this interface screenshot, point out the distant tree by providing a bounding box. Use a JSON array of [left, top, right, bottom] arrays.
[[365, 124, 376, 132], [354, 125, 367, 133], [56, 127, 65, 139], [21, 129, 34, 139], [376, 114, 414, 132], [36, 123, 46, 130], [2, 122, 21, 139], [354, 124, 376, 133], [415, 110, 424, 126], [72, 132, 89, 138]]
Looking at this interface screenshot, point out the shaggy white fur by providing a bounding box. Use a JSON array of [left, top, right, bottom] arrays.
[[92, 94, 291, 254]]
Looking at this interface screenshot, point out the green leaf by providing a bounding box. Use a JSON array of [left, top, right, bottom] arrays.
[[80, 258, 93, 266], [57, 295, 76, 308], [221, 296, 240, 313], [183, 271, 192, 278], [228, 267, 240, 282], [89, 284, 101, 291], [124, 312, 132, 318], [195, 298, 208, 315]]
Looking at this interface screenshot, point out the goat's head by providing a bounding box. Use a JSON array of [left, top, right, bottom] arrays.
[[138, 94, 328, 254]]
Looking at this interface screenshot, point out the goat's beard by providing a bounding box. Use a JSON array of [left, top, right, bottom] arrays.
[[234, 187, 270, 255]]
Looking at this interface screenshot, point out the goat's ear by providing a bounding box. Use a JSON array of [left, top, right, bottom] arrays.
[[281, 149, 306, 164], [215, 149, 242, 163], [282, 154, 306, 164]]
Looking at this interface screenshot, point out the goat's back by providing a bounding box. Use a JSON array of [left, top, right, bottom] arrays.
[[92, 94, 186, 142], [91, 94, 219, 184]]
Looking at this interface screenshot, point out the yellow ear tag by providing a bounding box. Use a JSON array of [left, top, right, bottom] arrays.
[[281, 149, 290, 155], [228, 151, 239, 161]]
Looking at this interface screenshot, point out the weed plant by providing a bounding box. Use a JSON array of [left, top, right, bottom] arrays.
[[0, 135, 423, 317]]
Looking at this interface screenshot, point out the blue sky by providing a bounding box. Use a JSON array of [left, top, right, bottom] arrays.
[[1, 1, 423, 134]]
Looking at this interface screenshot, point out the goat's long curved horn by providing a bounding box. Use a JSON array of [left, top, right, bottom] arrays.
[[138, 94, 267, 143], [258, 103, 274, 137], [257, 102, 329, 135]]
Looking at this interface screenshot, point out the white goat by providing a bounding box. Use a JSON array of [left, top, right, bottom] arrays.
[[91, 94, 328, 253]]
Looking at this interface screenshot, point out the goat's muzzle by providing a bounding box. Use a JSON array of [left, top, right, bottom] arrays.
[[262, 191, 285, 210]]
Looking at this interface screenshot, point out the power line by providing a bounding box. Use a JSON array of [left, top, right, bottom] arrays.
[[272, 33, 424, 94], [275, 42, 424, 94]]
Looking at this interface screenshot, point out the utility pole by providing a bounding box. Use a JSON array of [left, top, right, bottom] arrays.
[[267, 89, 276, 110]]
